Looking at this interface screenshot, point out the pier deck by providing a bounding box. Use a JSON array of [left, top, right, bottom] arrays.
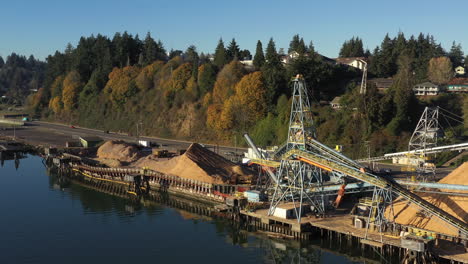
[[242, 209, 468, 263]]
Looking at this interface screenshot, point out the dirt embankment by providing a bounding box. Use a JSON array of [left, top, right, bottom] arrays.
[[387, 162, 468, 236], [134, 143, 253, 184]]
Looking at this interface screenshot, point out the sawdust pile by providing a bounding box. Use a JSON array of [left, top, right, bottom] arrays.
[[135, 143, 253, 184], [96, 140, 143, 163], [387, 162, 468, 236]]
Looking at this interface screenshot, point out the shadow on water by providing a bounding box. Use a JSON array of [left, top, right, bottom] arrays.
[[43, 159, 396, 264]]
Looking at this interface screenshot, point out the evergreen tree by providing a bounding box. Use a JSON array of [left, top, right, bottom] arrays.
[[261, 38, 286, 110], [0, 56, 4, 68], [388, 52, 417, 135], [169, 49, 183, 59], [143, 32, 158, 65], [448, 41, 464, 67], [213, 38, 227, 69], [288, 34, 306, 54], [226, 38, 240, 61], [339, 37, 364, 57], [253, 40, 265, 69], [239, 49, 251, 60], [185, 45, 199, 79]]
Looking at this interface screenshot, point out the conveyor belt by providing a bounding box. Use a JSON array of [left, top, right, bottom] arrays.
[[285, 149, 468, 236]]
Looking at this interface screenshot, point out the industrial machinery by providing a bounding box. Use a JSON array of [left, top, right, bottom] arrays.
[[245, 75, 468, 237]]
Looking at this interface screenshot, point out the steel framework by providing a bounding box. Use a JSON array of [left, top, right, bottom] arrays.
[[408, 107, 440, 177], [268, 75, 326, 221], [364, 186, 394, 242]]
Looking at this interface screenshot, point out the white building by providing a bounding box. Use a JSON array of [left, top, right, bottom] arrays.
[[413, 82, 440, 96], [271, 203, 309, 219], [280, 51, 300, 64], [334, 57, 367, 70], [330, 96, 342, 109], [455, 66, 465, 76]]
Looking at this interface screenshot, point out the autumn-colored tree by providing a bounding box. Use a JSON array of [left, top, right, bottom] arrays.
[[104, 66, 140, 106], [62, 71, 82, 111], [212, 60, 245, 103], [206, 104, 223, 131], [155, 56, 183, 90], [186, 76, 198, 100], [427, 57, 453, 84], [136, 61, 164, 90], [49, 96, 62, 114], [50, 75, 65, 98], [202, 92, 212, 108], [170, 63, 192, 91], [233, 71, 267, 124]]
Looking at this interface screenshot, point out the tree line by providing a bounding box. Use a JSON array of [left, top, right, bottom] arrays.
[[1, 31, 465, 158]]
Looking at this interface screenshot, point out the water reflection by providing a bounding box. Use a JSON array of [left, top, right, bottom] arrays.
[[38, 157, 389, 264], [0, 151, 25, 169]]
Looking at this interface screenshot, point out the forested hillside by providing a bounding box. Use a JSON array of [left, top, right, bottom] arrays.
[[0, 53, 45, 105], [15, 32, 468, 158]]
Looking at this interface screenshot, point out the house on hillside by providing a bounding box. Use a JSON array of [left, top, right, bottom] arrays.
[[455, 66, 465, 76], [368, 78, 393, 92], [239, 59, 254, 69], [446, 78, 468, 93], [330, 96, 342, 109], [280, 51, 300, 64], [334, 57, 367, 70], [413, 82, 440, 96]]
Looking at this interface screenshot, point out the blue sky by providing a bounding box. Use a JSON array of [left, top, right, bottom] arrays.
[[1, 0, 467, 60]]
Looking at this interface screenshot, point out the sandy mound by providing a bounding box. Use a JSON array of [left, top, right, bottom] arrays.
[[387, 162, 468, 236], [97, 140, 143, 163], [94, 158, 122, 168], [135, 143, 253, 184]]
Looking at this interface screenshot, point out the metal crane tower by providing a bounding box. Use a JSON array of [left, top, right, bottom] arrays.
[[268, 75, 326, 221], [408, 107, 440, 176], [409, 107, 440, 151]]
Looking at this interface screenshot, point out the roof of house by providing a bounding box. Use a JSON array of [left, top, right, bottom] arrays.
[[334, 57, 366, 64], [330, 96, 341, 104], [414, 82, 438, 87], [369, 78, 393, 89], [447, 78, 468, 85], [455, 66, 465, 69]]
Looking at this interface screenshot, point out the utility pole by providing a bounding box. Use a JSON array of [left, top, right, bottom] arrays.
[[359, 59, 368, 94]]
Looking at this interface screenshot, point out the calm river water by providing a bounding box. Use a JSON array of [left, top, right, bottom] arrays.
[[0, 154, 381, 264]]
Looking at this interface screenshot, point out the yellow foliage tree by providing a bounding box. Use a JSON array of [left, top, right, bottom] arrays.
[[170, 63, 192, 91], [62, 71, 82, 111], [202, 92, 212, 108], [104, 66, 141, 106], [50, 75, 65, 98], [49, 96, 62, 114], [136, 61, 164, 90], [207, 72, 266, 134], [206, 104, 223, 130], [155, 56, 183, 90], [212, 60, 245, 103], [233, 71, 267, 123]]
